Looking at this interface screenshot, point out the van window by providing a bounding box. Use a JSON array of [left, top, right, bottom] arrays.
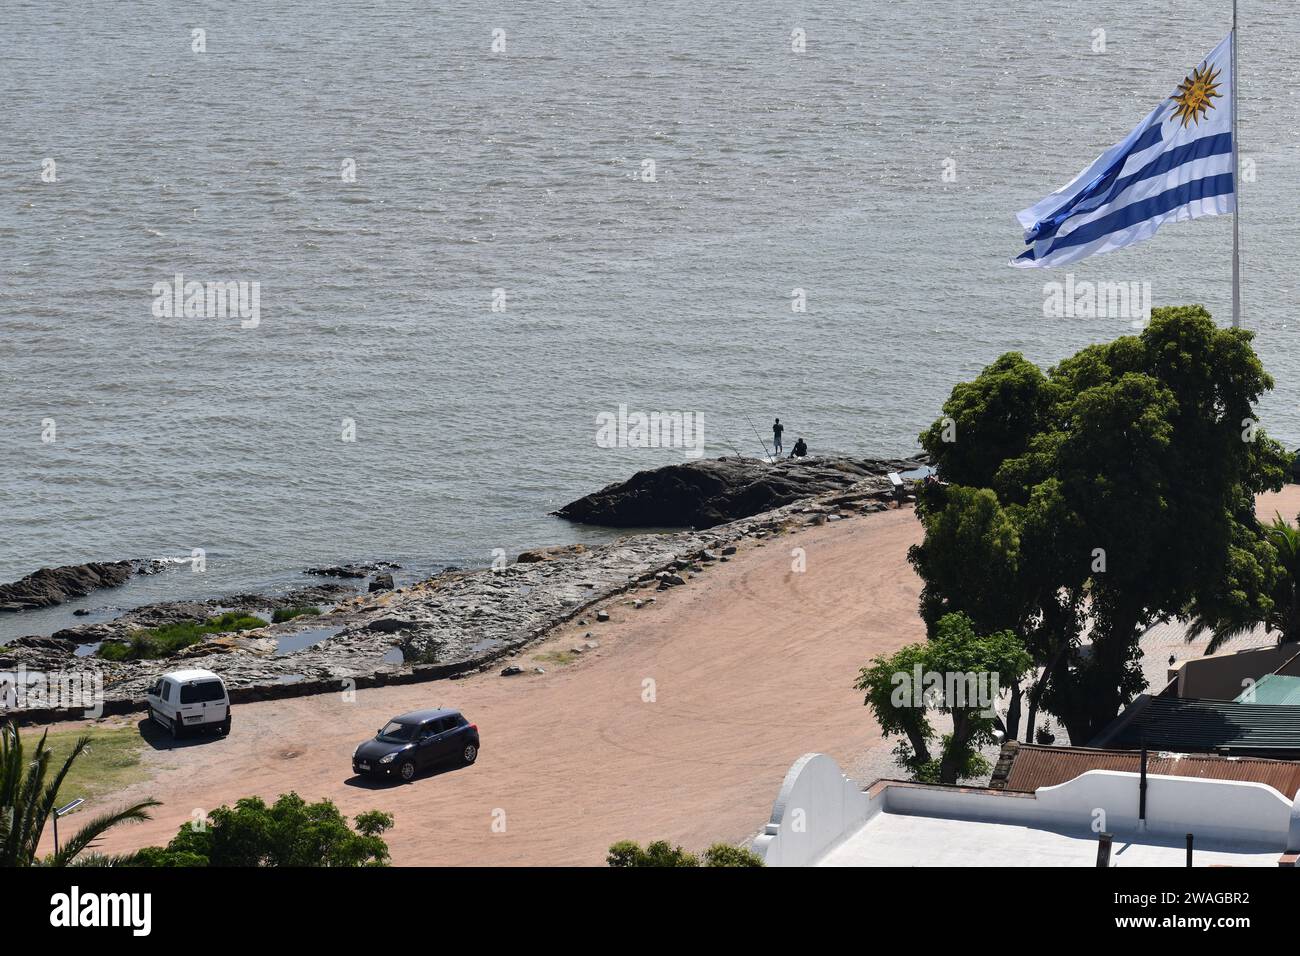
[[162, 681, 173, 703], [180, 680, 225, 704]]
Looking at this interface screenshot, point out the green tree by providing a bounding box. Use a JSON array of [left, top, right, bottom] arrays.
[[701, 843, 765, 867], [607, 840, 699, 867], [855, 612, 1032, 784], [916, 307, 1288, 743], [606, 839, 763, 867], [0, 722, 158, 867], [129, 793, 393, 866]]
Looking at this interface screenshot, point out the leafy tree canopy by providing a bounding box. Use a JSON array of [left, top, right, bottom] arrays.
[[129, 792, 393, 867], [913, 307, 1289, 743], [855, 612, 1032, 784], [606, 840, 764, 867]]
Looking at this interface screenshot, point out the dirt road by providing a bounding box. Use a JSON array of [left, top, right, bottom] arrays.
[[54, 506, 927, 865], [45, 487, 1300, 865]]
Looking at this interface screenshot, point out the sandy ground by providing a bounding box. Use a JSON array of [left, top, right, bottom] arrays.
[[44, 505, 928, 865], [1259, 485, 1300, 525], [40, 485, 1300, 865]]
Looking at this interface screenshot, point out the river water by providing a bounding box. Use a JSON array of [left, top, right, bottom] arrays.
[[2, 1, 1297, 639]]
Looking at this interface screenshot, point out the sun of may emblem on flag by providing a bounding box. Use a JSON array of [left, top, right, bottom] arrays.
[[1169, 62, 1223, 127]]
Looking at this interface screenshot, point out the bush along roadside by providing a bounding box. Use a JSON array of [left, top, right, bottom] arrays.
[[606, 840, 764, 867], [123, 793, 394, 867]]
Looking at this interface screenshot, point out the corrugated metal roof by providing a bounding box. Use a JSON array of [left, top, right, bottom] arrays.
[[1001, 743, 1300, 797], [1108, 697, 1300, 754], [1235, 674, 1300, 706]]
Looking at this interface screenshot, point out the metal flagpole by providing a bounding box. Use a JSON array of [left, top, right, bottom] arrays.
[[1232, 0, 1241, 327]]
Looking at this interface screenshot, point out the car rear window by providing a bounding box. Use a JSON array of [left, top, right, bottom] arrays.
[[180, 680, 225, 704]]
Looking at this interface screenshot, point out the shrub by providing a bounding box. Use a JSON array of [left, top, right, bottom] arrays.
[[272, 606, 321, 624], [701, 843, 765, 867], [127, 792, 393, 867], [607, 839, 763, 867], [97, 612, 268, 661]]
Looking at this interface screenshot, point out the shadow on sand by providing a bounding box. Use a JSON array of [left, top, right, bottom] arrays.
[[344, 762, 471, 789], [135, 716, 228, 752]]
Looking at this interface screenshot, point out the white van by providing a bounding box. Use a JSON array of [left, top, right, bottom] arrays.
[[145, 669, 231, 739]]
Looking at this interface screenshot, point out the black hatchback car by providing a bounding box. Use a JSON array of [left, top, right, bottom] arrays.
[[352, 708, 479, 782]]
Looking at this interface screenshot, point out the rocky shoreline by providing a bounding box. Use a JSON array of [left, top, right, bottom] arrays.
[[0, 455, 919, 723], [0, 559, 166, 612]]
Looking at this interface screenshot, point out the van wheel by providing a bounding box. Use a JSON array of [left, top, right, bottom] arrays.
[[218, 717, 231, 737], [462, 744, 478, 765], [398, 760, 416, 782], [169, 716, 182, 740]]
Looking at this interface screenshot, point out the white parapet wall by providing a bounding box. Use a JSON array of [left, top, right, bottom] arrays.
[[752, 753, 872, 867], [888, 770, 1294, 848], [757, 753, 1300, 866]]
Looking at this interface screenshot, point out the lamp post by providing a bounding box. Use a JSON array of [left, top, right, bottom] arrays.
[[52, 798, 84, 856]]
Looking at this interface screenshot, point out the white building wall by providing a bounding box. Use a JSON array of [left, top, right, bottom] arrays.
[[757, 753, 1300, 866], [887, 770, 1293, 847], [752, 753, 871, 867]]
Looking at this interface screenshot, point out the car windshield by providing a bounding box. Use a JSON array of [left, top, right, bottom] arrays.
[[376, 721, 420, 742], [179, 680, 224, 704]]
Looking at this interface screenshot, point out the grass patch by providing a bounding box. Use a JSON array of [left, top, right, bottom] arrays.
[[271, 605, 321, 624], [98, 612, 268, 661], [39, 726, 147, 807], [533, 650, 577, 666]]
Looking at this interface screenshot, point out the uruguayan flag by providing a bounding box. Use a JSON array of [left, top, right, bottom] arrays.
[[1012, 34, 1235, 268]]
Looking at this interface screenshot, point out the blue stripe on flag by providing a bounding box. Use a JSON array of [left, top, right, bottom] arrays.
[[1028, 133, 1232, 245], [1017, 172, 1235, 263], [1026, 124, 1167, 240]]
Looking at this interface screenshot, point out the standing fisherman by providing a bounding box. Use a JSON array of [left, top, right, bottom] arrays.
[[772, 418, 784, 456]]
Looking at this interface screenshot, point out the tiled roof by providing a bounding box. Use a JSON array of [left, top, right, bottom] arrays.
[[993, 742, 1300, 798]]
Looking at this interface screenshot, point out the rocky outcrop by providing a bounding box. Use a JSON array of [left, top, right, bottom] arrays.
[[0, 560, 157, 612], [306, 562, 400, 579], [553, 455, 926, 529], [517, 544, 587, 563], [219, 584, 354, 612], [7, 635, 77, 654]]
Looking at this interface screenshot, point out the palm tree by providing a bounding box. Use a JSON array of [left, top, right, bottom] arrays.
[[1188, 513, 1300, 654], [0, 721, 159, 866]]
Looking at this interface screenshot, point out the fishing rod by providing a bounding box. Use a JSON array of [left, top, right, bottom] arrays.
[[743, 412, 775, 464]]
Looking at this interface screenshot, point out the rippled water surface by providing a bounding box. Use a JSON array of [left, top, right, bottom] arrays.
[[3, 1, 1298, 630]]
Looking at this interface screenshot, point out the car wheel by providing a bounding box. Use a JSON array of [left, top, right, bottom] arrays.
[[462, 743, 478, 765], [398, 760, 416, 782], [219, 717, 231, 737], [169, 716, 181, 740]]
